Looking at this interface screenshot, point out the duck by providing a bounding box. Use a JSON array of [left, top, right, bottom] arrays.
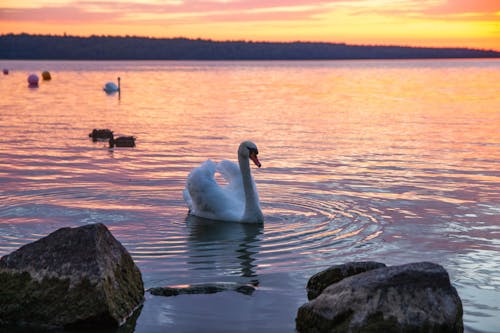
[[89, 128, 113, 141], [103, 77, 120, 93], [183, 141, 263, 223], [109, 135, 136, 148]]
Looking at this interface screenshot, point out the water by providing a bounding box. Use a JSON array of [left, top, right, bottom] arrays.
[[1, 59, 499, 332]]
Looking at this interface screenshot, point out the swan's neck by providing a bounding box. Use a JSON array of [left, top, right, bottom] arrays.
[[239, 155, 263, 223]]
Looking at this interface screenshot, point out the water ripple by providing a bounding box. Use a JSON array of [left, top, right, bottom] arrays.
[[119, 189, 384, 288], [1, 60, 499, 332]]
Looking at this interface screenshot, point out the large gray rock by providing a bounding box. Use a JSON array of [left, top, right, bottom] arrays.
[[307, 262, 386, 300], [0, 223, 144, 330], [296, 262, 463, 332]]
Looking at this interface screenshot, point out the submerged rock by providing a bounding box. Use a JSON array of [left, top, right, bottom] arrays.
[[306, 261, 386, 300], [0, 223, 144, 330], [296, 262, 463, 332], [148, 280, 258, 297]]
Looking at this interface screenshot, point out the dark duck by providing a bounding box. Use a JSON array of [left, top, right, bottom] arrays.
[[109, 135, 136, 148], [89, 129, 113, 142]]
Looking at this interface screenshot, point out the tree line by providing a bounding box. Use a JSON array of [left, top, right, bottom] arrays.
[[1, 33, 498, 60]]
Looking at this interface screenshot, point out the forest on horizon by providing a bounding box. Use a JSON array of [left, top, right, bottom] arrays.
[[1, 33, 499, 60]]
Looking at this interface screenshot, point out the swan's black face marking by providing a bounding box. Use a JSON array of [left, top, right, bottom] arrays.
[[247, 147, 259, 155], [247, 146, 261, 168]]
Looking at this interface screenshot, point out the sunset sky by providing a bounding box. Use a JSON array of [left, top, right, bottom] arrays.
[[1, 0, 499, 50]]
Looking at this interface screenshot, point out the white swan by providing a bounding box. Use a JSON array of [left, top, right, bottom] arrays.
[[103, 77, 120, 93], [183, 141, 264, 223]]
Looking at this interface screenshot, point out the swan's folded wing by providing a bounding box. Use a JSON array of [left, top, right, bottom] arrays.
[[217, 160, 259, 205], [185, 160, 242, 220], [216, 160, 240, 183], [186, 160, 218, 198], [216, 159, 245, 196]]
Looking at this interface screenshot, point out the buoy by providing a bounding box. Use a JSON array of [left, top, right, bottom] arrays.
[[2, 69, 8, 75], [28, 74, 39, 87], [42, 71, 51, 80]]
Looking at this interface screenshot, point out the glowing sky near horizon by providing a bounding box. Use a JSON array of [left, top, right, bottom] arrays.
[[0, 0, 499, 50]]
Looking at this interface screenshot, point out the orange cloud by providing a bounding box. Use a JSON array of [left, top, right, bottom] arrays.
[[424, 0, 500, 15], [0, 6, 120, 23]]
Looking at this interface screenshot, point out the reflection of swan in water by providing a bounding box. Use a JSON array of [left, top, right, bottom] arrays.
[[186, 215, 262, 279], [183, 141, 263, 224]]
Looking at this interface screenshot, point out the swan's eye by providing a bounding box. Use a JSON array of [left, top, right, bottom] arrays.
[[247, 147, 258, 155]]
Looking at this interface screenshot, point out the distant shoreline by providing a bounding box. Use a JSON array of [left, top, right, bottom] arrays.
[[1, 33, 499, 60]]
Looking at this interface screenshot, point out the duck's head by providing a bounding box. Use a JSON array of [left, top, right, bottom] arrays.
[[238, 141, 261, 168]]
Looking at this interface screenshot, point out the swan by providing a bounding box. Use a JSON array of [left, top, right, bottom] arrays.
[[183, 141, 263, 223], [103, 77, 120, 93]]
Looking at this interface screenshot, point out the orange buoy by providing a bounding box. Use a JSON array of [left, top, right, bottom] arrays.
[[42, 71, 51, 80]]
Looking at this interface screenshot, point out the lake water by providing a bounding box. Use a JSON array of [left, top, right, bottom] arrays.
[[0, 59, 499, 332]]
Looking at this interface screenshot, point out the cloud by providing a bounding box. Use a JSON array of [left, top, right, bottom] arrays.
[[2, 0, 499, 24], [0, 6, 121, 23], [0, 0, 337, 24], [350, 0, 500, 21], [421, 0, 500, 22], [75, 0, 337, 14], [423, 0, 500, 15]]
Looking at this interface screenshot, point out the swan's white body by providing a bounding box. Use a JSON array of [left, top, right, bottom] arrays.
[[183, 141, 263, 223], [103, 77, 120, 93]]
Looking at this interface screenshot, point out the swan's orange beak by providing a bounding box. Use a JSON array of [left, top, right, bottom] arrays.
[[250, 152, 261, 168]]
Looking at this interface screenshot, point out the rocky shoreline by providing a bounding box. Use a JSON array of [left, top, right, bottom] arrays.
[[0, 223, 464, 332]]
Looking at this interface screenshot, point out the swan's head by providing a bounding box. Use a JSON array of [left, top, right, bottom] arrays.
[[238, 141, 261, 168]]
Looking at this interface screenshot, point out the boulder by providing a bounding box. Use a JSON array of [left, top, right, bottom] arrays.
[[0, 223, 144, 330], [307, 262, 386, 300], [296, 262, 463, 332]]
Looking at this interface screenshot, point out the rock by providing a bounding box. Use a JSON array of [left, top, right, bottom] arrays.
[[0, 223, 144, 330], [307, 261, 386, 300], [148, 280, 258, 297], [296, 262, 463, 332]]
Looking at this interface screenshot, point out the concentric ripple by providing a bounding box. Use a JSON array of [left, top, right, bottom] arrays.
[[257, 193, 383, 272], [107, 189, 384, 290]]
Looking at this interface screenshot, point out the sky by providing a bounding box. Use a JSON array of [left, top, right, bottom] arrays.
[[0, 0, 499, 51]]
